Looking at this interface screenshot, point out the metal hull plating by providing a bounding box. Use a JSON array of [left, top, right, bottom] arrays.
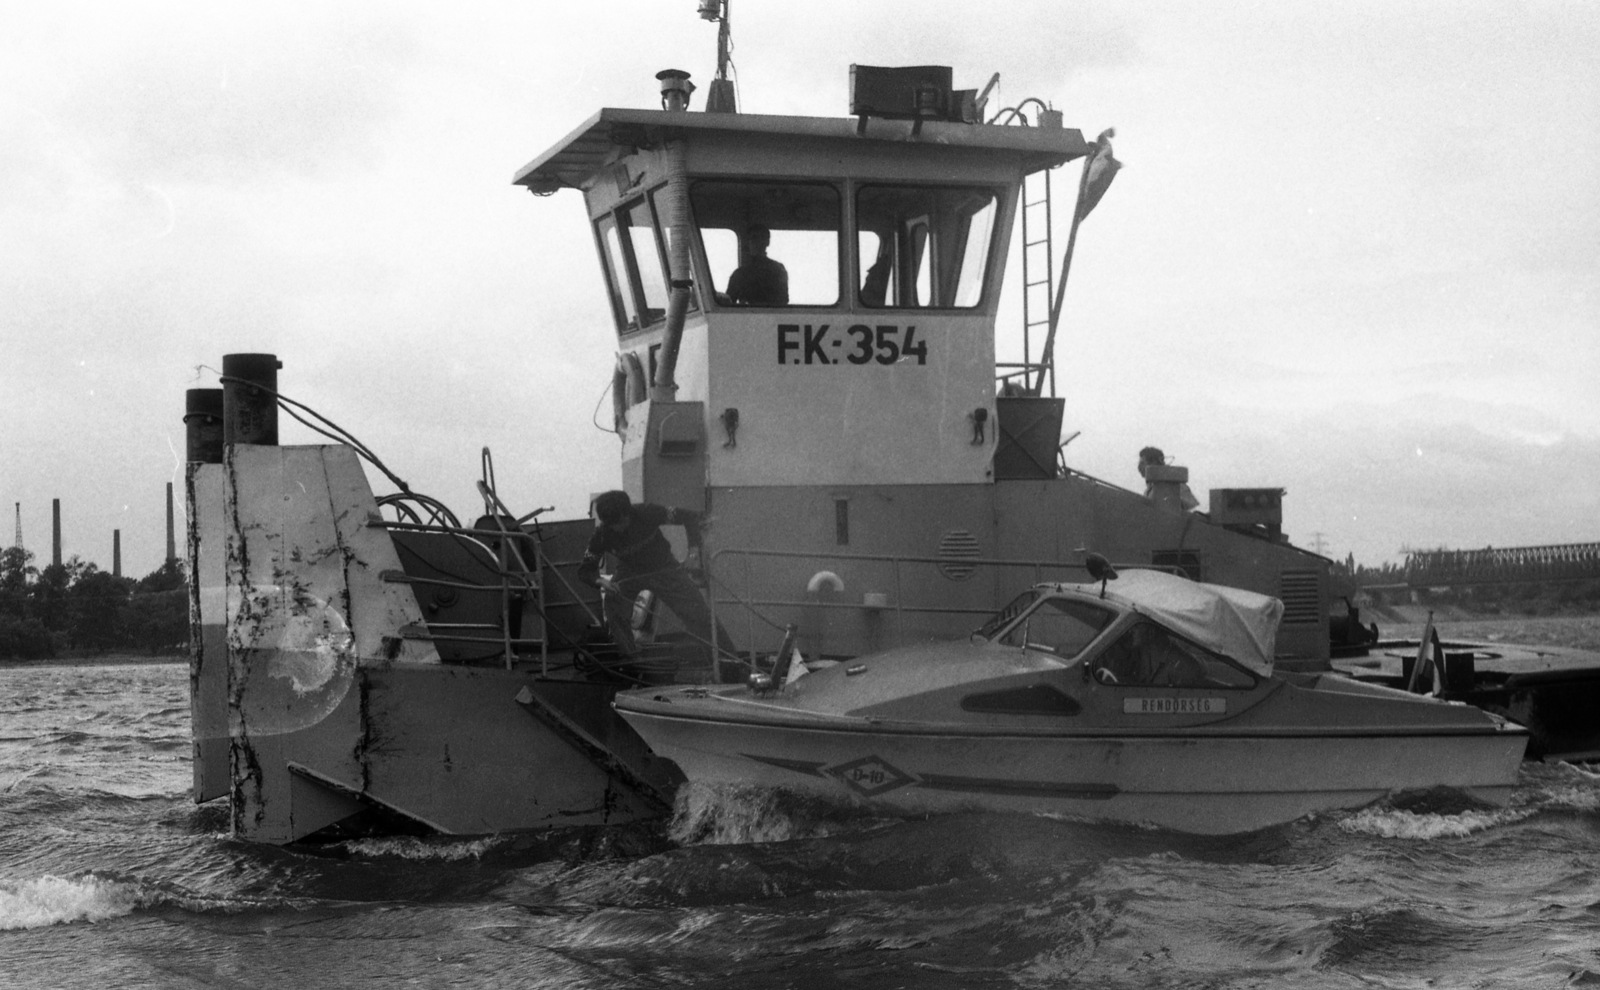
[[619, 705, 1526, 834], [195, 442, 672, 844]]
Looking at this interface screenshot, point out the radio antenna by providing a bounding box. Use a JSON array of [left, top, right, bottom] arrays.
[[697, 0, 737, 112]]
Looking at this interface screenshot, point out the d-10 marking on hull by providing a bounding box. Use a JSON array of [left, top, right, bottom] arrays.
[[741, 752, 1120, 801]]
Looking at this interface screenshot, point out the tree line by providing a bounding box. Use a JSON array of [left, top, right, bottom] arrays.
[[0, 545, 187, 660]]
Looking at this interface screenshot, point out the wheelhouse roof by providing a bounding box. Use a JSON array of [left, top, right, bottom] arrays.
[[513, 107, 1090, 193]]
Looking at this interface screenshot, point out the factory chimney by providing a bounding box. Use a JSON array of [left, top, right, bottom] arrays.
[[52, 499, 61, 567], [114, 530, 122, 578], [166, 483, 176, 566]]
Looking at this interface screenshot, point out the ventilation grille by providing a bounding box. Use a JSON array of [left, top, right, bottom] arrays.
[[1278, 570, 1322, 625], [937, 529, 981, 581]]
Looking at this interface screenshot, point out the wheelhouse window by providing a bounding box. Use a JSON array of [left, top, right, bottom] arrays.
[[996, 597, 1115, 659], [621, 200, 669, 324], [1091, 622, 1257, 689], [856, 185, 999, 309], [594, 191, 689, 337], [595, 214, 639, 333], [690, 180, 841, 307]]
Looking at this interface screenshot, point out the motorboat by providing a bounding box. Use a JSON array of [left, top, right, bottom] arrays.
[[615, 568, 1529, 834]]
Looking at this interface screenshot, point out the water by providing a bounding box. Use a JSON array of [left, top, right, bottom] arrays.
[[5, 661, 1600, 989]]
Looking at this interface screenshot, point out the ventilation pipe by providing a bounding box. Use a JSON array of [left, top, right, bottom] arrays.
[[651, 71, 695, 401]]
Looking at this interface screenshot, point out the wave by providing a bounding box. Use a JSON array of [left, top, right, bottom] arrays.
[[0, 872, 309, 930], [1336, 805, 1532, 839], [0, 777, 191, 810], [0, 874, 146, 929], [0, 764, 49, 794], [668, 782, 894, 846], [1505, 760, 1600, 814], [331, 836, 508, 861]]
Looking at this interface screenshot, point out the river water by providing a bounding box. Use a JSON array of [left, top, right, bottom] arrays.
[[4, 660, 1600, 989]]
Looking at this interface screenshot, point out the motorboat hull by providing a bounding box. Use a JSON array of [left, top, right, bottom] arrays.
[[619, 703, 1527, 834]]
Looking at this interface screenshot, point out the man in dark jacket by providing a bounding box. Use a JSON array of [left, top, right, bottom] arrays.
[[725, 224, 788, 306], [577, 490, 735, 665]]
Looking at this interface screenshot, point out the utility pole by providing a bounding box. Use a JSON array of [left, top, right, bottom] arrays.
[[1309, 531, 1329, 556]]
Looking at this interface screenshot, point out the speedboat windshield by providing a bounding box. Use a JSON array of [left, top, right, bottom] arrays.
[[1092, 621, 1258, 688], [994, 597, 1117, 660], [975, 590, 1039, 639]]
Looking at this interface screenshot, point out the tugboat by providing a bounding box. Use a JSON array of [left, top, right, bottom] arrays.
[[184, 10, 1489, 843]]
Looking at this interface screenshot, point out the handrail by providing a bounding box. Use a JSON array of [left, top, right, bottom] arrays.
[[370, 478, 604, 674], [705, 545, 1108, 662]]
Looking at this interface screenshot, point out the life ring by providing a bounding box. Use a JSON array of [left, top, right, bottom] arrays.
[[624, 351, 648, 406], [611, 358, 629, 432]]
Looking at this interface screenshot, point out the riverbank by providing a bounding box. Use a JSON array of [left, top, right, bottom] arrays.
[[1364, 607, 1600, 653]]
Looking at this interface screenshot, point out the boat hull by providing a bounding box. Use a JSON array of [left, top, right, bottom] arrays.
[[618, 708, 1526, 834]]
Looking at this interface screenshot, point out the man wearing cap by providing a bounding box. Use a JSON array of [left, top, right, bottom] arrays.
[[578, 490, 734, 665]]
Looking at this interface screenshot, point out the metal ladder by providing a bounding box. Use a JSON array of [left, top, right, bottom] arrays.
[[1019, 166, 1055, 397]]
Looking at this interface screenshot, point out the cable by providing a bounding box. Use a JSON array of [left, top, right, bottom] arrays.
[[219, 375, 413, 497], [591, 375, 619, 435]]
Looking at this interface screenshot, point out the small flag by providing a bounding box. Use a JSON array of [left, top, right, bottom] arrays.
[[1076, 127, 1121, 222]]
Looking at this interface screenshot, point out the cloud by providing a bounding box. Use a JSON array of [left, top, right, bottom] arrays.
[[7, 7, 415, 187]]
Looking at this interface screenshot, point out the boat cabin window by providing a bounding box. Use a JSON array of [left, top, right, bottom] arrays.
[[593, 192, 689, 336], [1091, 622, 1257, 689], [996, 597, 1115, 660], [961, 684, 1081, 716], [691, 180, 841, 307], [857, 185, 998, 309]]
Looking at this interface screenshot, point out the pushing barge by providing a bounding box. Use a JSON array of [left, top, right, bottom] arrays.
[[182, 26, 1591, 844]]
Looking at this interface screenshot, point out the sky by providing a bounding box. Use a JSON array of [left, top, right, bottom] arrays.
[[1, 0, 1596, 578]]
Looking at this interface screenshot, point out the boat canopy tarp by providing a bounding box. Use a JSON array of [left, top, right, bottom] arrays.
[[1098, 569, 1284, 676]]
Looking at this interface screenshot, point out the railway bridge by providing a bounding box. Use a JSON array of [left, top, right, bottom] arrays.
[[1401, 542, 1600, 588]]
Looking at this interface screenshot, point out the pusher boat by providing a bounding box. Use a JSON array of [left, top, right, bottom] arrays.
[[615, 567, 1528, 834], [183, 5, 1551, 846]]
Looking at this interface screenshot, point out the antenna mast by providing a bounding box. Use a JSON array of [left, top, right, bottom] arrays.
[[698, 0, 736, 113]]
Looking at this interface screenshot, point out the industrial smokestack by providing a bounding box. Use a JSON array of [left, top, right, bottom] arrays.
[[166, 482, 176, 566], [114, 530, 122, 578], [52, 499, 61, 567]]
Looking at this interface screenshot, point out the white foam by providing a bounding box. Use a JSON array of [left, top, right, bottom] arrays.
[[667, 781, 876, 846], [0, 874, 145, 930], [337, 836, 505, 861], [1337, 806, 1531, 839], [1532, 786, 1600, 812]]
